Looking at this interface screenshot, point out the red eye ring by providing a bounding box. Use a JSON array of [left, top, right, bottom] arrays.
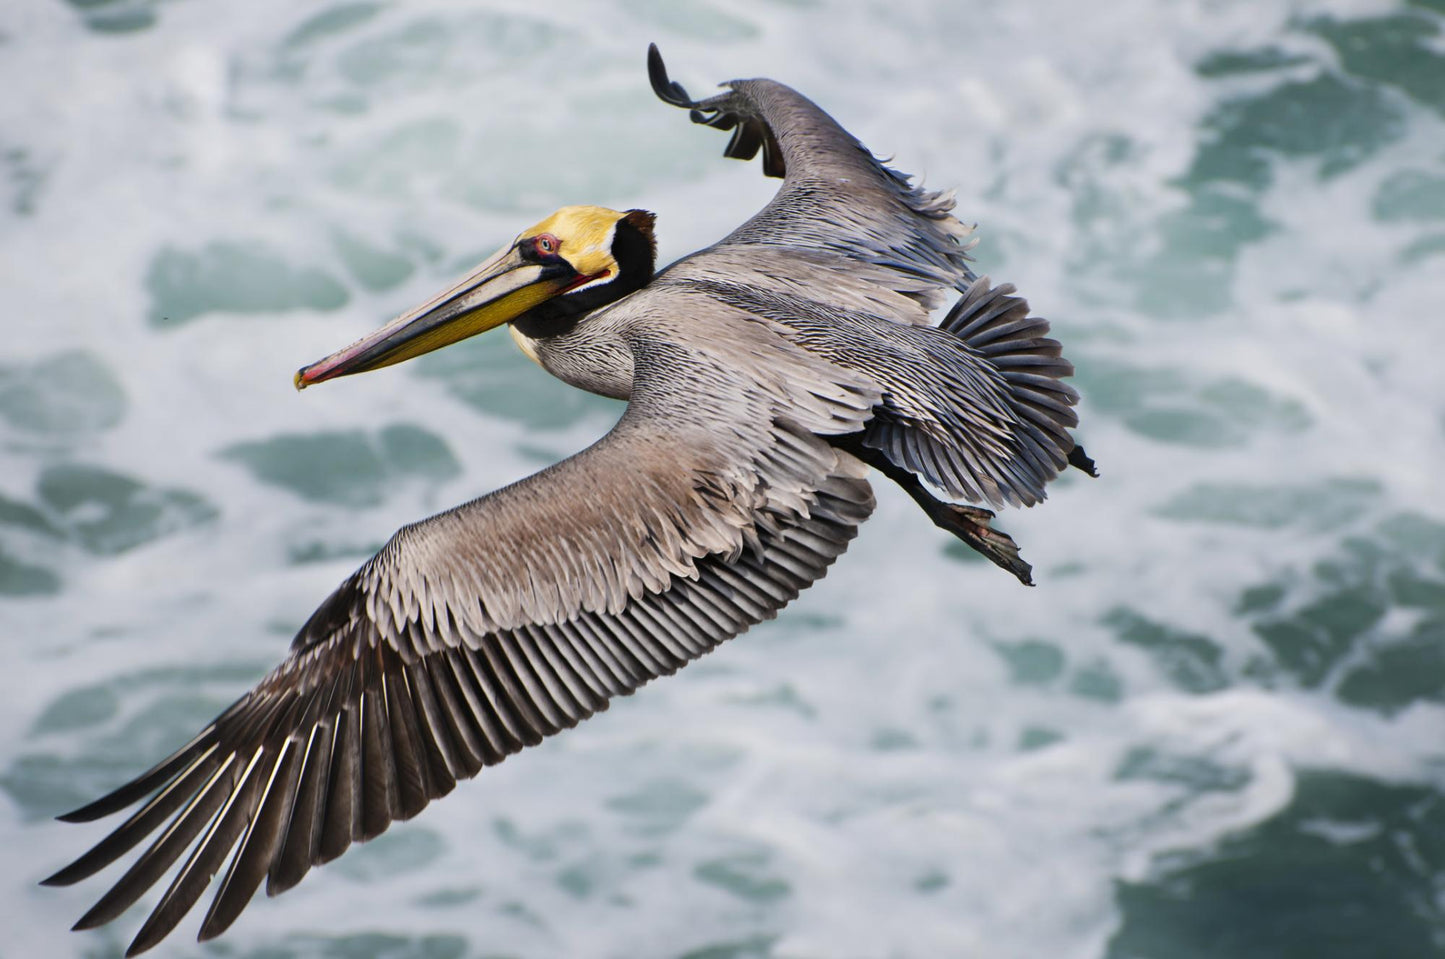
[[533, 233, 560, 256]]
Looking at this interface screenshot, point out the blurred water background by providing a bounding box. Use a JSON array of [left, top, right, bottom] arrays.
[[3, 0, 1444, 956]]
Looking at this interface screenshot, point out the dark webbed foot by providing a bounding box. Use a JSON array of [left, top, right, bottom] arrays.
[[923, 501, 1034, 586], [1068, 444, 1098, 478]]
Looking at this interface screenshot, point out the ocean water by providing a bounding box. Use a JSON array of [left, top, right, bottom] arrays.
[[3, 0, 1444, 956]]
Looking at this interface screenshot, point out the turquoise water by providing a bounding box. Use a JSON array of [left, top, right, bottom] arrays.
[[4, 1, 1444, 956]]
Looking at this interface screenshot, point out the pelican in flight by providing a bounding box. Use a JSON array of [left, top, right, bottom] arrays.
[[45, 46, 1094, 954]]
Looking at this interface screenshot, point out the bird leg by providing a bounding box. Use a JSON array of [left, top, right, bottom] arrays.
[[836, 437, 1033, 586]]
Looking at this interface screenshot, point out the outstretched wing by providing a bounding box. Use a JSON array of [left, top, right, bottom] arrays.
[[44, 321, 879, 956], [648, 44, 977, 309]]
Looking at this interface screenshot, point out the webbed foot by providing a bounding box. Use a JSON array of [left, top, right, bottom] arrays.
[[926, 503, 1033, 586], [1068, 444, 1098, 478]]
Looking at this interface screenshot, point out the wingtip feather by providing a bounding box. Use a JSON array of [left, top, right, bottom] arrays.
[[647, 42, 694, 108]]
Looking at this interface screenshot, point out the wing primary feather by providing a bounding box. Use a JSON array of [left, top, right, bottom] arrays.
[[56, 724, 223, 824], [198, 739, 302, 942], [358, 682, 398, 840], [266, 717, 332, 894], [71, 753, 240, 932], [384, 665, 440, 819], [760, 134, 786, 178], [43, 745, 222, 887], [412, 675, 458, 796], [646, 43, 695, 109], [125, 748, 272, 956], [317, 701, 360, 863], [725, 122, 764, 163], [267, 663, 349, 893]]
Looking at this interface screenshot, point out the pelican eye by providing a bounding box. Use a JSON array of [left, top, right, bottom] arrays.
[[532, 233, 561, 257]]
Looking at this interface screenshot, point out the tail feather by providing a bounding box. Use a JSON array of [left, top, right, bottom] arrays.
[[858, 275, 1091, 507]]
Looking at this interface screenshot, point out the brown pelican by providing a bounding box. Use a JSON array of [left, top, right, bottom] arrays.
[[44, 45, 1094, 955]]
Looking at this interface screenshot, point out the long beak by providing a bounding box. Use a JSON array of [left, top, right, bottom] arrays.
[[295, 244, 571, 389]]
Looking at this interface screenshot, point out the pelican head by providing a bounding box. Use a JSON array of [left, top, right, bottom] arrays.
[[296, 205, 656, 388]]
